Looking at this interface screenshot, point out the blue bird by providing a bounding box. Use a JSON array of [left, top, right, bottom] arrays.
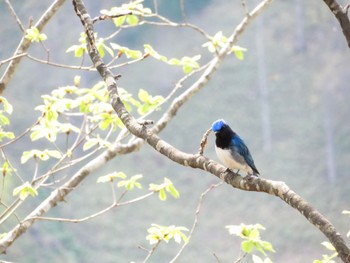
[[212, 119, 259, 176]]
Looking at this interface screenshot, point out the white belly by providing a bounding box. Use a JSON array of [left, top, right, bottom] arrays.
[[215, 146, 253, 174]]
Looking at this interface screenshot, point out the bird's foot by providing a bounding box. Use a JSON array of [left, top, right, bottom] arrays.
[[225, 168, 241, 176]]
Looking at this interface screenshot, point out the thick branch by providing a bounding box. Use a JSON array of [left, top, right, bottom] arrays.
[[71, 0, 350, 261], [322, 0, 350, 48], [0, 0, 66, 94], [0, 142, 139, 253]]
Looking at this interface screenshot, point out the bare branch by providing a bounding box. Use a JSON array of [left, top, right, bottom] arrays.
[[71, 0, 350, 261], [169, 182, 223, 263], [92, 12, 132, 23], [142, 240, 161, 263], [322, 0, 350, 48], [4, 0, 25, 32], [25, 192, 154, 223], [0, 0, 66, 94], [0, 53, 27, 67]]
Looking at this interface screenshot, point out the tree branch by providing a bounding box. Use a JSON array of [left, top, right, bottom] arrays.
[[322, 0, 350, 48], [71, 0, 350, 262], [0, 0, 66, 94]]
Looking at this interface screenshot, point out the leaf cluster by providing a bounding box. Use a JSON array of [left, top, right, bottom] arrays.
[[0, 97, 14, 141], [146, 224, 189, 245], [226, 223, 275, 262]]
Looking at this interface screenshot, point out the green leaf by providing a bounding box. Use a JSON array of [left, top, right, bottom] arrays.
[[0, 161, 15, 177], [138, 89, 149, 102], [234, 50, 244, 60], [0, 114, 10, 126], [25, 27, 47, 42], [97, 172, 127, 183], [102, 44, 114, 58], [75, 46, 85, 57], [183, 64, 193, 74], [231, 45, 247, 60], [117, 174, 143, 190], [242, 240, 254, 253], [168, 58, 181, 65], [13, 182, 38, 200], [321, 241, 336, 251], [202, 31, 227, 53], [144, 44, 167, 62], [0, 97, 13, 114], [159, 189, 166, 201], [113, 16, 126, 27], [21, 149, 62, 163], [255, 242, 267, 256], [126, 15, 139, 26], [167, 183, 180, 199], [149, 177, 179, 200], [167, 55, 200, 74], [250, 228, 260, 239], [74, 75, 81, 87], [0, 131, 14, 142], [261, 241, 276, 253], [146, 224, 189, 245], [97, 43, 105, 58], [83, 138, 99, 151]]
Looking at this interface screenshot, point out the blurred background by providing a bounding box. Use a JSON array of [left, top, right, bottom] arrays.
[[0, 0, 349, 262]]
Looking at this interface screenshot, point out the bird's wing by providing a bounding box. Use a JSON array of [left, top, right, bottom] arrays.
[[231, 136, 259, 174]]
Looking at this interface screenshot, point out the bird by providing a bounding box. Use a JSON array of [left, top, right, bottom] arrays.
[[211, 119, 259, 176]]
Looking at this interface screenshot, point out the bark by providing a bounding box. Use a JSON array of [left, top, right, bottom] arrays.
[[322, 0, 350, 48]]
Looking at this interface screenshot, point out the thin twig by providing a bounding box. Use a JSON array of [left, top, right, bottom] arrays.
[[26, 192, 154, 223], [234, 252, 247, 263], [92, 12, 132, 23], [198, 128, 212, 155], [213, 252, 221, 263], [4, 0, 25, 32], [142, 240, 161, 263], [0, 0, 67, 94], [0, 53, 27, 67], [169, 182, 223, 262]]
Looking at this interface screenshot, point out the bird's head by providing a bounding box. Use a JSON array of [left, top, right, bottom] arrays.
[[211, 119, 227, 132]]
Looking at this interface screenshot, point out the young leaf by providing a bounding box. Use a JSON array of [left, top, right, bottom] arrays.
[[149, 177, 179, 200], [25, 27, 47, 42], [126, 15, 139, 26], [21, 149, 58, 163], [0, 161, 15, 177], [242, 240, 254, 253], [231, 45, 247, 60], [321, 241, 336, 251], [144, 44, 167, 62], [159, 188, 166, 201], [114, 16, 126, 27], [0, 131, 15, 142], [117, 174, 143, 190], [13, 182, 38, 200], [0, 96, 13, 114], [138, 89, 149, 102], [83, 138, 99, 151], [146, 224, 189, 245], [97, 172, 127, 183]]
